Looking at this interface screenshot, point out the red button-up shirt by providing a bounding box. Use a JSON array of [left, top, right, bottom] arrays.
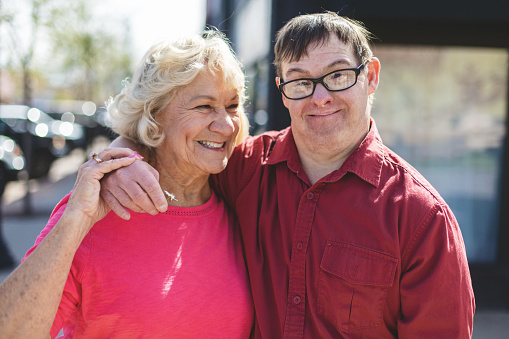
[[211, 119, 475, 338]]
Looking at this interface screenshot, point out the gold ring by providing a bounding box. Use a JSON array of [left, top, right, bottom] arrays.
[[89, 151, 103, 163]]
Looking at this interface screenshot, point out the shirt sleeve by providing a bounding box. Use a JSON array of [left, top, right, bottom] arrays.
[[22, 193, 89, 339], [398, 203, 475, 338]]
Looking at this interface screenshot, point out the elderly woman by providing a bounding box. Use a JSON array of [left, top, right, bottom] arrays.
[[0, 30, 253, 338]]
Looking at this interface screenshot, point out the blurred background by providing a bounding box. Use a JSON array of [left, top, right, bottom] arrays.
[[1, 0, 509, 336], [0, 0, 207, 201]]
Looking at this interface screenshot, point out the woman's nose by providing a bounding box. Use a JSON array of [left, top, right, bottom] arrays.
[[210, 109, 235, 136]]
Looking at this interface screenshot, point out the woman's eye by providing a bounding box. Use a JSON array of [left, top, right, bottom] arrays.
[[196, 105, 212, 110]]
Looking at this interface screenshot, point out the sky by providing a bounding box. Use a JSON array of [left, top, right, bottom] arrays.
[[0, 0, 207, 66], [96, 0, 207, 62]]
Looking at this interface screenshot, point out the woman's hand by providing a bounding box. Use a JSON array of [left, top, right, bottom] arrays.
[[65, 148, 142, 227]]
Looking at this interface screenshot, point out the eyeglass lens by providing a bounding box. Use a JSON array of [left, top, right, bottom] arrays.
[[281, 68, 360, 99]]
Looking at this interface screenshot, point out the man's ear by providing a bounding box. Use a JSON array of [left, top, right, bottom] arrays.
[[366, 57, 380, 95], [275, 77, 290, 108]]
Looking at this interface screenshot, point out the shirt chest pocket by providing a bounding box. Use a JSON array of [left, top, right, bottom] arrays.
[[317, 241, 398, 333]]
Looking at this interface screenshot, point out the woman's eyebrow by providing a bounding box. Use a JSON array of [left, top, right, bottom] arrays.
[[189, 95, 216, 102]]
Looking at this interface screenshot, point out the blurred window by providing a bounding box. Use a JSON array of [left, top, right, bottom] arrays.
[[373, 45, 508, 263]]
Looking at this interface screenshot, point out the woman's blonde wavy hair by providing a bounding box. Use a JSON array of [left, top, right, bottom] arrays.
[[107, 29, 249, 150]]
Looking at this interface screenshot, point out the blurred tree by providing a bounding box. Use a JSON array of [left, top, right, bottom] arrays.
[[0, 0, 133, 216], [1, 0, 54, 106], [1, 0, 55, 214], [48, 0, 133, 102], [1, 0, 133, 104]]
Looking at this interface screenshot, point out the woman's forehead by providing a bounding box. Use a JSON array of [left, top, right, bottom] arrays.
[[176, 77, 239, 102], [189, 69, 241, 94]]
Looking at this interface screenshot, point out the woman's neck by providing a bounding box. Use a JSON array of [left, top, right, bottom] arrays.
[[151, 155, 212, 208]]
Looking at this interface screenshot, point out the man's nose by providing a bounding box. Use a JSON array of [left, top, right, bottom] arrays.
[[311, 83, 334, 106]]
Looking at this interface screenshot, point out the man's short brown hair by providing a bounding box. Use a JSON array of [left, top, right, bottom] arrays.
[[274, 11, 374, 78]]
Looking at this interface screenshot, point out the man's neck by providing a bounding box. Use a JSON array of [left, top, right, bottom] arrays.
[[301, 159, 344, 185], [295, 143, 350, 185], [292, 120, 371, 185]]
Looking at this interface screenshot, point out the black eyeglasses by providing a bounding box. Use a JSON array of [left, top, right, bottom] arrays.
[[277, 63, 365, 100]]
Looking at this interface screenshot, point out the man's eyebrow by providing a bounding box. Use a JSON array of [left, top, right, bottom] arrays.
[[284, 67, 308, 78], [326, 59, 351, 69], [284, 59, 352, 78]]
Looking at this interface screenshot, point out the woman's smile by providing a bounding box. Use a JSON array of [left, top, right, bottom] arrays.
[[198, 140, 226, 149]]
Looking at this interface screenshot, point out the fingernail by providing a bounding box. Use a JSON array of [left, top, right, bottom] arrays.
[[128, 154, 144, 159], [158, 205, 167, 212]]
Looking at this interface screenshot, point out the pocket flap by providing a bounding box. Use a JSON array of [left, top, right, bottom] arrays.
[[320, 242, 398, 286]]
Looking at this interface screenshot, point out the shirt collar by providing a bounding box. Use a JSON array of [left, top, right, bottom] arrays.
[[337, 118, 384, 187], [265, 127, 299, 167], [265, 118, 384, 187]]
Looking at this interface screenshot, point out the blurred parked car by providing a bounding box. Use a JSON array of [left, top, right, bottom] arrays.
[[44, 101, 117, 144], [0, 104, 86, 179], [0, 122, 26, 196]]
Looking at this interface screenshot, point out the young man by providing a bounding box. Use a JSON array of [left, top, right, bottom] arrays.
[[102, 12, 475, 338]]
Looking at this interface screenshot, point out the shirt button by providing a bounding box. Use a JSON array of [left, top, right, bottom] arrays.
[[293, 295, 301, 304], [296, 242, 303, 251], [306, 192, 314, 200]]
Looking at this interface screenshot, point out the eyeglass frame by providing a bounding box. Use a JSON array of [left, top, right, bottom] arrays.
[[277, 62, 366, 100]]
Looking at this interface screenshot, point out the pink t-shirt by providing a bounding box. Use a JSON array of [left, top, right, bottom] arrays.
[[24, 192, 254, 338]]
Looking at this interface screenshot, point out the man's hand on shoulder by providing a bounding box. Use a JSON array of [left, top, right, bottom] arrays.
[[99, 138, 168, 219]]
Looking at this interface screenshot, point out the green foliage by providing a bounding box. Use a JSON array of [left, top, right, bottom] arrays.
[[1, 0, 134, 104]]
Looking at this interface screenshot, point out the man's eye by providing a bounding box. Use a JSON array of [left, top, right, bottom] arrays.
[[294, 80, 312, 87], [331, 72, 344, 79], [227, 104, 239, 111], [196, 105, 212, 110]]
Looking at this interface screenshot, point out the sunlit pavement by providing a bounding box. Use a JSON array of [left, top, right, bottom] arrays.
[[0, 148, 508, 338]]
